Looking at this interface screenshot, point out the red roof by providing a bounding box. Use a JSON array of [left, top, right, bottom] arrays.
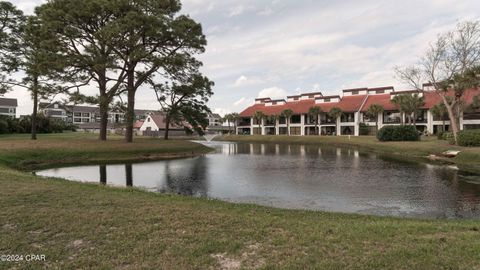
[[133, 120, 144, 129], [239, 88, 480, 117]]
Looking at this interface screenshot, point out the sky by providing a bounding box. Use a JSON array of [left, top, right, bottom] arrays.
[[5, 0, 480, 116]]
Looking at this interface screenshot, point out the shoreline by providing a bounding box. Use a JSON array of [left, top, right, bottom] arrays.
[[216, 135, 480, 174]]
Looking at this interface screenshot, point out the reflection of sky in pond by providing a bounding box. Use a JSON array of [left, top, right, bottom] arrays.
[[37, 141, 480, 219]]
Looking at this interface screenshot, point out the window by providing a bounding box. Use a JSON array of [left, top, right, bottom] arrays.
[[321, 114, 335, 124], [279, 127, 288, 135], [416, 110, 427, 123], [290, 127, 301, 135], [341, 113, 355, 123], [293, 97, 299, 101], [291, 115, 301, 124], [351, 90, 359, 95], [341, 126, 355, 135], [82, 118, 90, 123], [383, 111, 401, 124], [74, 118, 82, 123], [306, 115, 316, 124], [279, 117, 286, 124], [82, 113, 90, 117], [324, 98, 331, 102], [74, 112, 81, 117], [147, 117, 150, 122], [363, 113, 375, 122], [376, 90, 385, 94], [265, 118, 275, 126]]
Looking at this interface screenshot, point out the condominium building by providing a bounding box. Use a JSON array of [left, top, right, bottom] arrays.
[[39, 102, 157, 131], [0, 97, 18, 118], [237, 85, 480, 136]]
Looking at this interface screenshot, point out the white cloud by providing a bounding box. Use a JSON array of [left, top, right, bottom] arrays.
[[228, 5, 248, 17], [258, 87, 288, 99], [233, 75, 248, 87], [233, 97, 247, 107]]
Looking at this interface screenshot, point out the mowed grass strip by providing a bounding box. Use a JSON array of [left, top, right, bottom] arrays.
[[1, 165, 480, 269], [0, 133, 212, 170], [218, 135, 480, 173]]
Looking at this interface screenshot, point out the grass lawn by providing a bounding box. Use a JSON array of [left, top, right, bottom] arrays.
[[1, 133, 480, 269], [218, 135, 480, 174]]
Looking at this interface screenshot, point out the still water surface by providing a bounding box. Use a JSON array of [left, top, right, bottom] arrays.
[[37, 141, 480, 218]]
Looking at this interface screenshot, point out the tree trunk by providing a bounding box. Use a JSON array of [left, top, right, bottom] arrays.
[[98, 74, 109, 141], [125, 67, 135, 143], [287, 120, 290, 136], [31, 76, 38, 140], [440, 94, 460, 144], [164, 115, 170, 140]]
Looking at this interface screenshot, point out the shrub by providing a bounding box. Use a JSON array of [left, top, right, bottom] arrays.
[[457, 130, 480, 147], [437, 131, 445, 140], [359, 123, 370, 136], [0, 120, 8, 134], [377, 125, 419, 141]]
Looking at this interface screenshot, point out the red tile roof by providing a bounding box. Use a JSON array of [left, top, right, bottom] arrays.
[[239, 88, 480, 117]]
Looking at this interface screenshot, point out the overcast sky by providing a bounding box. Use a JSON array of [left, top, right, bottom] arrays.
[[5, 0, 480, 116]]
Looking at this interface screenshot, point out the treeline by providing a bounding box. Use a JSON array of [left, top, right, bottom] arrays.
[[0, 0, 213, 142], [0, 115, 76, 134]]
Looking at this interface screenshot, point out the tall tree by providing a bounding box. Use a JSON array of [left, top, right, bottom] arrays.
[[153, 73, 213, 140], [105, 0, 207, 142], [0, 11, 68, 140], [281, 109, 293, 136], [0, 2, 23, 93], [328, 107, 343, 136], [430, 103, 448, 133], [366, 104, 384, 133], [37, 0, 128, 141], [223, 113, 233, 134], [253, 111, 265, 135], [308, 106, 321, 135], [395, 21, 480, 144], [391, 94, 425, 125]]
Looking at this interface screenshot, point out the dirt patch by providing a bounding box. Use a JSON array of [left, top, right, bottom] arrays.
[[211, 243, 265, 270]]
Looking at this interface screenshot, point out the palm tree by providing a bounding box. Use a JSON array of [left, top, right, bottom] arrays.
[[224, 113, 234, 134], [268, 114, 279, 135], [253, 111, 265, 135], [231, 112, 240, 135], [281, 109, 293, 136], [308, 106, 322, 135], [391, 94, 425, 125], [430, 103, 448, 133], [328, 107, 343, 136], [366, 104, 384, 134]]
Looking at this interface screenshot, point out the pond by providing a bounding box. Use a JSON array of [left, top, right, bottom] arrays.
[[36, 141, 480, 219]]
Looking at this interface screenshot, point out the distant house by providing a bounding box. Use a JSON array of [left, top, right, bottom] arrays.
[[140, 113, 187, 137], [39, 102, 157, 132], [207, 113, 222, 126], [0, 97, 18, 118]]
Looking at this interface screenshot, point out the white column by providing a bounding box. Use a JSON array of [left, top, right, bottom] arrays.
[[354, 112, 360, 136], [459, 113, 464, 130], [275, 119, 279, 135], [250, 117, 254, 135], [300, 114, 305, 136], [427, 111, 434, 134], [336, 116, 341, 135]]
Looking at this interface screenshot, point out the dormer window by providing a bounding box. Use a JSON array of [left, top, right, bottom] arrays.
[[324, 98, 331, 102], [376, 90, 385, 94], [293, 97, 299, 101], [352, 90, 359, 95]]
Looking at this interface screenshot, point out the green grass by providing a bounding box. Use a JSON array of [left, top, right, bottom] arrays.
[[1, 133, 480, 269], [218, 135, 480, 174], [0, 133, 212, 170]]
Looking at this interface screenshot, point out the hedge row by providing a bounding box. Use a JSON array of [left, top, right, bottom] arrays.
[[0, 115, 76, 134], [377, 125, 419, 141]]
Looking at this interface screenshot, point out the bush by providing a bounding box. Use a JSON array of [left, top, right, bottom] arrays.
[[359, 123, 370, 136], [457, 130, 480, 147], [0, 120, 8, 134], [377, 125, 419, 142]]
